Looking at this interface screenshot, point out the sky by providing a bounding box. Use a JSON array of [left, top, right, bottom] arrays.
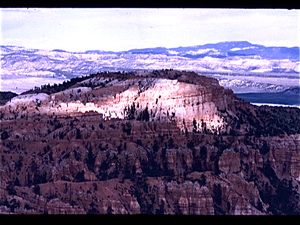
[[1, 8, 299, 52]]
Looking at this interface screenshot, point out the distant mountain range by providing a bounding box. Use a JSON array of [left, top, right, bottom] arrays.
[[82, 41, 300, 60], [118, 41, 300, 61], [1, 41, 299, 95], [60, 41, 300, 61]]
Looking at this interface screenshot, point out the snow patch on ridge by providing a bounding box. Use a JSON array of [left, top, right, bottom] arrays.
[[8, 93, 49, 106], [230, 46, 257, 51], [186, 48, 217, 55]]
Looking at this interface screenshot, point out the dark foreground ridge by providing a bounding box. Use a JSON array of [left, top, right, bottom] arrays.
[[0, 70, 299, 215]]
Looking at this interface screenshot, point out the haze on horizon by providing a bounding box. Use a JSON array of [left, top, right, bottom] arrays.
[[1, 8, 299, 52]]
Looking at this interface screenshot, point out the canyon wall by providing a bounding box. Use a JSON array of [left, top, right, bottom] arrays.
[[0, 70, 299, 214]]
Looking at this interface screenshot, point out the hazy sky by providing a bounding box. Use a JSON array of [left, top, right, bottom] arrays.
[[1, 8, 299, 52]]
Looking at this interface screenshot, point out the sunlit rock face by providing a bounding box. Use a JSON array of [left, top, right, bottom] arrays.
[[0, 70, 230, 133]]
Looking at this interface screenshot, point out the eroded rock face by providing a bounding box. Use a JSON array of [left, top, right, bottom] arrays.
[[0, 70, 300, 215], [164, 181, 214, 215], [268, 135, 300, 179], [218, 149, 241, 175], [0, 71, 234, 135]]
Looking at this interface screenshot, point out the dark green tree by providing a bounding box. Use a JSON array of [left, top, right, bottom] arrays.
[[200, 174, 207, 186], [76, 129, 81, 139], [86, 146, 95, 171], [74, 170, 85, 182], [107, 205, 114, 214], [1, 131, 9, 140], [193, 118, 197, 133], [33, 184, 41, 195]]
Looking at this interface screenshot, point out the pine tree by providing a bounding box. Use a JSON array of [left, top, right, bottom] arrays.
[[86, 146, 95, 171]]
